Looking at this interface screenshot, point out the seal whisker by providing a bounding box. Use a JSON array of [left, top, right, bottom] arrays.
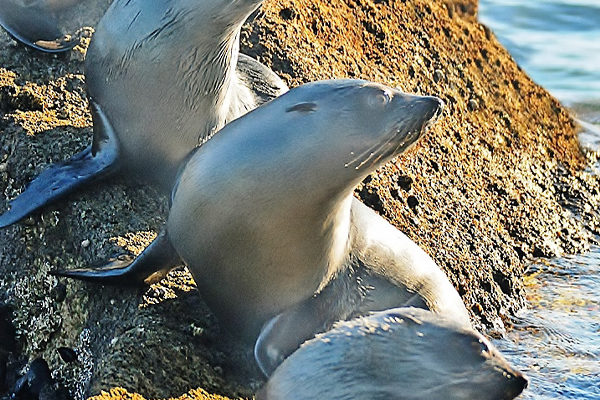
[[356, 120, 410, 170], [345, 145, 380, 168], [345, 127, 398, 169], [365, 128, 404, 169], [354, 152, 377, 170]]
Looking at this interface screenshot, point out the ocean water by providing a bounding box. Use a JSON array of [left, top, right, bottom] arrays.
[[495, 254, 600, 400], [479, 1, 600, 399], [479, 0, 600, 104]]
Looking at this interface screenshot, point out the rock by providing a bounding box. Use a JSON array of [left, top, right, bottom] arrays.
[[1, 0, 600, 399], [57, 348, 78, 364]]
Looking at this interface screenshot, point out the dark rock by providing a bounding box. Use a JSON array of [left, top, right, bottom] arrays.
[[56, 348, 77, 364], [407, 195, 419, 210], [2, 0, 600, 399]]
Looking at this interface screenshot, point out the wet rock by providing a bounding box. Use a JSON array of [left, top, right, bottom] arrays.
[[1, 0, 600, 399], [10, 358, 70, 400], [57, 348, 77, 364]]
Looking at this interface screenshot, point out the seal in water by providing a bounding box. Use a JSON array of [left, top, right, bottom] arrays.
[[54, 80, 458, 350], [0, 0, 288, 227], [258, 307, 528, 400], [0, 0, 80, 52]]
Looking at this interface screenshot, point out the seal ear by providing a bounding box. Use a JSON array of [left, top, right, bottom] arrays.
[[286, 103, 317, 113]]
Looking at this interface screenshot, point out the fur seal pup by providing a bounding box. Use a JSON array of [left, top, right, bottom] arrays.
[[55, 80, 457, 347], [0, 0, 288, 227], [0, 0, 80, 52], [258, 307, 528, 400]]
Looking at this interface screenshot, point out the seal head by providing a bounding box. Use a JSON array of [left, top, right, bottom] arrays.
[[258, 308, 528, 400], [0, 0, 80, 52]]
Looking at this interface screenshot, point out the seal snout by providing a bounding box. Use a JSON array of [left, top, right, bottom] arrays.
[[503, 368, 528, 399], [420, 96, 445, 122], [483, 338, 528, 399], [413, 96, 444, 135]]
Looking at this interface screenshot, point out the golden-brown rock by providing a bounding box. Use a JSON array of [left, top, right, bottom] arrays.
[[1, 0, 599, 399]]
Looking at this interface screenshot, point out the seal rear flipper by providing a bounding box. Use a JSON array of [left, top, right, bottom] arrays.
[[51, 228, 182, 286], [237, 53, 289, 103], [0, 0, 79, 52], [0, 101, 119, 228]]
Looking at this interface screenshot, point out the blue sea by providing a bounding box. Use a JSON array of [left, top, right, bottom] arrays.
[[479, 1, 600, 399]]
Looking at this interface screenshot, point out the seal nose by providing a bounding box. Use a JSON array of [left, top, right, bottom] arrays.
[[407, 95, 444, 123], [498, 364, 528, 399], [433, 97, 445, 117], [423, 96, 445, 120], [509, 373, 529, 398]]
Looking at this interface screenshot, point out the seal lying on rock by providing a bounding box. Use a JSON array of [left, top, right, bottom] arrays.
[[0, 0, 80, 52], [0, 0, 288, 227], [258, 307, 528, 400], [54, 80, 463, 352]]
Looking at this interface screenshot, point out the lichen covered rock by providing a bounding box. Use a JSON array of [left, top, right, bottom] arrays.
[[1, 0, 599, 398]]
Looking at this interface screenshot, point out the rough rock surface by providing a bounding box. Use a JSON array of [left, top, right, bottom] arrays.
[[1, 0, 599, 399]]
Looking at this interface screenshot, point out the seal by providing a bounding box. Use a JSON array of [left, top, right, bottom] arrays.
[[54, 80, 459, 352], [253, 200, 472, 374], [0, 0, 288, 227], [258, 307, 528, 400], [0, 0, 80, 52]]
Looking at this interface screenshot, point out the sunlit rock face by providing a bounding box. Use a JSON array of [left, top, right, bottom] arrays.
[[1, 0, 599, 399]]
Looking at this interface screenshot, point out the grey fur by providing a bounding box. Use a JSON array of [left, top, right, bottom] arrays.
[[167, 80, 447, 340], [258, 308, 527, 400], [0, 0, 288, 226], [254, 198, 471, 374], [86, 0, 288, 186]]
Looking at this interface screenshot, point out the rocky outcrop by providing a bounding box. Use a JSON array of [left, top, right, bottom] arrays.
[[1, 0, 599, 399]]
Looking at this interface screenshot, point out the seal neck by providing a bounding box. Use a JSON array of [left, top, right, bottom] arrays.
[[180, 21, 256, 142], [317, 195, 354, 292]]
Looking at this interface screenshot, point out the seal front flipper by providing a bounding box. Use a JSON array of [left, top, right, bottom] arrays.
[[52, 228, 182, 286], [0, 0, 79, 52], [0, 101, 120, 228], [254, 268, 368, 376], [236, 54, 289, 103]]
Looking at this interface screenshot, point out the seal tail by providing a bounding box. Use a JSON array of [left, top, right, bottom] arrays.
[[51, 228, 182, 286], [0, 0, 79, 52], [0, 101, 119, 228]]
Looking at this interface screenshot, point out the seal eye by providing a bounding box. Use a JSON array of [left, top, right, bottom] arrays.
[[370, 91, 392, 107], [286, 103, 317, 113]]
